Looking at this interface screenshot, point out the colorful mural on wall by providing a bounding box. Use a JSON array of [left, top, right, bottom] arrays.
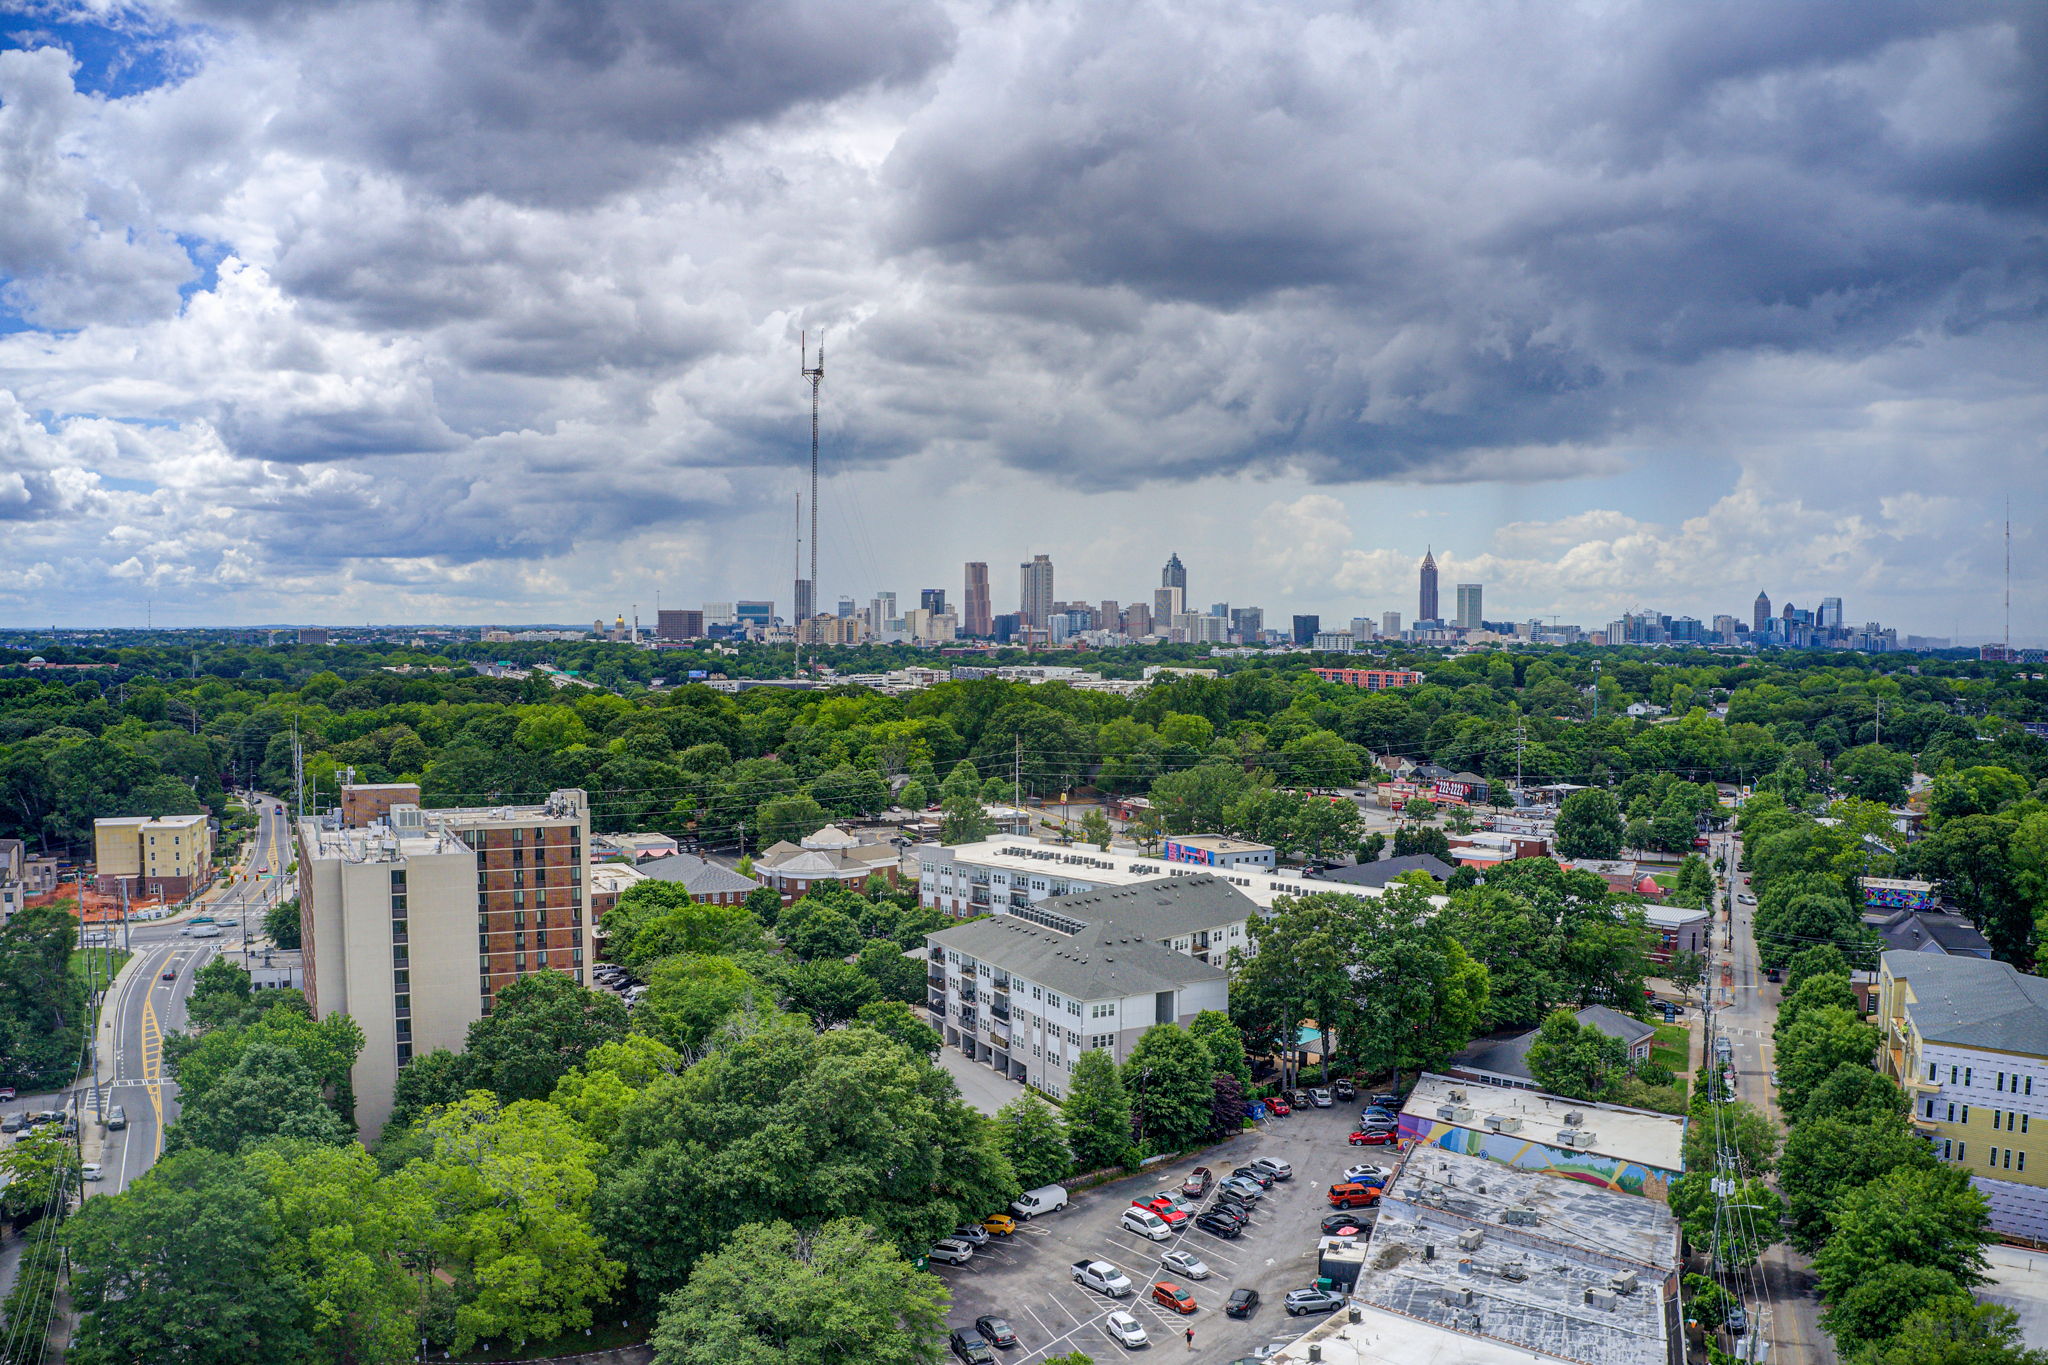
[[1396, 1116, 1676, 1201]]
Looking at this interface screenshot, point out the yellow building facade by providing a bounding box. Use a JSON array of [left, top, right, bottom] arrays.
[[93, 813, 214, 897], [1879, 950, 2048, 1238]]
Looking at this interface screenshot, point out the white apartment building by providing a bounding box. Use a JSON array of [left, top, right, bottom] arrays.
[[925, 876, 1245, 1097], [918, 836, 1409, 919], [296, 788, 594, 1139]]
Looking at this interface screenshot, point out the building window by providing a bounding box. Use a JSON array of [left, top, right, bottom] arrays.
[[1948, 1103, 1957, 1122], [396, 1041, 413, 1064], [1927, 1099, 1937, 1119], [390, 869, 407, 891], [1967, 1067, 1974, 1087], [2006, 1148, 2015, 1169], [1959, 1142, 1967, 1163], [2000, 1073, 2008, 1092], [1964, 1105, 1971, 1123], [2022, 1152, 2028, 1172], [2025, 1115, 2031, 1134]]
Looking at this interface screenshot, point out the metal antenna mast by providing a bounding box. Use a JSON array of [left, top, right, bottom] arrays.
[[2006, 500, 2013, 652], [800, 331, 824, 621]]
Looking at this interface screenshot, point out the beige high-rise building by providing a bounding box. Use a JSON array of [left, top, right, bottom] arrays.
[[94, 813, 213, 897], [296, 788, 594, 1138], [1018, 554, 1055, 627]]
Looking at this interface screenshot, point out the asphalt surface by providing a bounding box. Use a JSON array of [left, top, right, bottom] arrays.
[[1709, 830, 1832, 1365], [933, 1097, 1382, 1362]]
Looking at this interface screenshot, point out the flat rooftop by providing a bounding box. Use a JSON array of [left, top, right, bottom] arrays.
[[1403, 1074, 1688, 1174], [1269, 1306, 1630, 1365], [1390, 1147, 1681, 1273], [920, 838, 1445, 910], [1360, 1184, 1673, 1365]]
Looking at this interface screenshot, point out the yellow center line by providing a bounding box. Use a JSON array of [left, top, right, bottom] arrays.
[[141, 994, 164, 1159]]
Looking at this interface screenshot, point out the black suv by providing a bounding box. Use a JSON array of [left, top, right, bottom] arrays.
[[1224, 1288, 1261, 1319], [1195, 1210, 1244, 1239], [949, 1329, 996, 1364]]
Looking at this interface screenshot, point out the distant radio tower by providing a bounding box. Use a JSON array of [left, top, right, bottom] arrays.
[[796, 330, 824, 626]]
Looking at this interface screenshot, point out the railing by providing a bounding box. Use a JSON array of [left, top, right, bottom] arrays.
[[929, 947, 945, 962], [928, 968, 946, 987], [990, 1002, 1011, 1021], [986, 1022, 1010, 1047]]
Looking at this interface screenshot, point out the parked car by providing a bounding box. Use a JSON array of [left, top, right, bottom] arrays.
[[1349, 1129, 1396, 1146], [948, 1329, 996, 1364], [1151, 1281, 1197, 1315], [974, 1315, 1019, 1348], [1726, 1305, 1749, 1336], [1209, 1193, 1253, 1220], [1265, 1096, 1292, 1116], [1285, 1287, 1347, 1317], [1342, 1163, 1388, 1185], [1133, 1193, 1184, 1218], [926, 1239, 975, 1266], [1250, 1157, 1294, 1182], [1368, 1093, 1400, 1110], [1072, 1261, 1135, 1297], [1321, 1212, 1369, 1236], [1328, 1182, 1383, 1210], [1216, 1177, 1264, 1202], [80, 1162, 102, 1182], [1121, 1207, 1173, 1241], [952, 1223, 990, 1245], [0, 1114, 22, 1133], [982, 1214, 1018, 1238], [1224, 1287, 1261, 1318], [1332, 1079, 1356, 1101], [106, 1106, 127, 1131], [1181, 1166, 1214, 1197], [1195, 1210, 1244, 1239], [1104, 1311, 1149, 1348], [1286, 1089, 1313, 1108], [0, 1086, 15, 1101], [1230, 1166, 1275, 1189], [1308, 1088, 1333, 1108], [1160, 1249, 1210, 1280]]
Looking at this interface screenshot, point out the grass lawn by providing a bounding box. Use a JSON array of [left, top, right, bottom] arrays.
[[69, 945, 132, 995], [1651, 1022, 1691, 1075]]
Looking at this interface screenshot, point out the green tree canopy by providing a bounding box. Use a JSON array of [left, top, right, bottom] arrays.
[[1063, 1050, 1136, 1174], [461, 970, 630, 1103], [1123, 1023, 1217, 1155], [992, 1091, 1072, 1190], [649, 1218, 948, 1365], [1555, 788, 1625, 859]]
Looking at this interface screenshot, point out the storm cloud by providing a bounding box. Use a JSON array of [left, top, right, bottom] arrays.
[[0, 0, 2043, 630]]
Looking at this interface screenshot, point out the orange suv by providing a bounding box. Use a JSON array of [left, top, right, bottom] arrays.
[[1327, 1182, 1383, 1210], [1151, 1281, 1197, 1314]]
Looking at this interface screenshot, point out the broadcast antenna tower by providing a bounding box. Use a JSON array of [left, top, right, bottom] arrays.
[[796, 331, 824, 627]]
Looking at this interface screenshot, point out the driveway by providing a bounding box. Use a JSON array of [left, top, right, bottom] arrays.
[[940, 1047, 1027, 1117], [933, 1097, 1375, 1361]]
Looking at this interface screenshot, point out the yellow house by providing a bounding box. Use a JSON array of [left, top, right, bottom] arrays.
[[1879, 949, 2048, 1238], [94, 813, 214, 898]]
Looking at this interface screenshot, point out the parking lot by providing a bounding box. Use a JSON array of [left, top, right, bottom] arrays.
[[936, 1091, 1385, 1361]]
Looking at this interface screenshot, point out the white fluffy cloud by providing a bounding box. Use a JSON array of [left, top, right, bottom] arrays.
[[0, 0, 2042, 634]]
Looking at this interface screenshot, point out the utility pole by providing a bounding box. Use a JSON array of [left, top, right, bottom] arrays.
[[1014, 737, 1023, 809]]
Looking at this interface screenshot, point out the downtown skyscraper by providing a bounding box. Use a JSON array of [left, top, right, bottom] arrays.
[[962, 562, 992, 637], [1418, 549, 1440, 623]]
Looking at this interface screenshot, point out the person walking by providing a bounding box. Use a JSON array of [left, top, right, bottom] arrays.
[[1185, 1325, 1195, 1350]]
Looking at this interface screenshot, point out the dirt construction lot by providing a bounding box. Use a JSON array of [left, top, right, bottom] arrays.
[[934, 1095, 1388, 1362]]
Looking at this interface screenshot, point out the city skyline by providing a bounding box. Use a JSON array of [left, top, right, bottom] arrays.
[[0, 6, 2041, 641]]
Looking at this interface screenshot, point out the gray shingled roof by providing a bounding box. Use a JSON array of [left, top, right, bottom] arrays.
[[927, 875, 1238, 1001], [637, 852, 760, 897], [1453, 1006, 1656, 1081], [1036, 874, 1260, 939], [1886, 950, 2048, 1054], [1313, 854, 1456, 888]]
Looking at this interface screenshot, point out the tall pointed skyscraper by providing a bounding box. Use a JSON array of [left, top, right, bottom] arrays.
[[1753, 591, 1772, 634], [1161, 551, 1187, 595], [1418, 548, 1439, 623]]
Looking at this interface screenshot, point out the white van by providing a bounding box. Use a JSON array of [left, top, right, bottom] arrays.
[[1011, 1184, 1069, 1219]]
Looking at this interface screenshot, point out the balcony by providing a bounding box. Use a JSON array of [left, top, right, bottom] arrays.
[[928, 968, 946, 987], [928, 992, 947, 1016], [990, 1002, 1011, 1022], [957, 1008, 979, 1030], [985, 1021, 1010, 1047], [958, 985, 977, 1004], [929, 947, 945, 962], [991, 972, 1011, 989]]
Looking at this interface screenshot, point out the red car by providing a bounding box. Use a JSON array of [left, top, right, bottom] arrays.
[[1181, 1166, 1213, 1197], [1267, 1097, 1292, 1116], [0, 1087, 14, 1101], [1348, 1128, 1396, 1146], [1132, 1195, 1189, 1227]]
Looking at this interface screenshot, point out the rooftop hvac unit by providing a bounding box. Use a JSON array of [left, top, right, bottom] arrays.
[[1586, 1287, 1619, 1312], [1564, 1110, 1585, 1125], [1556, 1128, 1582, 1145], [1457, 1229, 1485, 1251], [1502, 1206, 1539, 1227], [1485, 1114, 1523, 1133], [1456, 1311, 1483, 1332], [1500, 1261, 1528, 1282], [1442, 1286, 1475, 1307], [1609, 1271, 1639, 1295], [1450, 1089, 1469, 1103], [1437, 1104, 1461, 1120], [1573, 1130, 1597, 1148]]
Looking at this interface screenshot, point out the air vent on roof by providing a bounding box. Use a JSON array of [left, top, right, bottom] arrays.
[[1609, 1271, 1638, 1295], [1563, 1110, 1584, 1126], [1485, 1115, 1522, 1133], [1501, 1206, 1539, 1227], [1585, 1287, 1618, 1312], [1457, 1229, 1484, 1251]]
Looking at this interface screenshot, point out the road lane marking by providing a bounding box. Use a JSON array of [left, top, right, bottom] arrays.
[[141, 995, 164, 1161]]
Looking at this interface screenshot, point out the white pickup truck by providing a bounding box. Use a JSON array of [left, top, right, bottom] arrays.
[[1071, 1260, 1133, 1298]]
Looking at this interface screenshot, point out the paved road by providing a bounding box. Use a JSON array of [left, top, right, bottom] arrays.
[[1710, 829, 1833, 1365]]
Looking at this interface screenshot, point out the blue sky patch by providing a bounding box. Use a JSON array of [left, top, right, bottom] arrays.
[[2, 6, 197, 100]]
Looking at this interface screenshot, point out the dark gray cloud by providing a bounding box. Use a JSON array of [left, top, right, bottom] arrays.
[[1, 0, 2045, 627], [179, 0, 955, 205]]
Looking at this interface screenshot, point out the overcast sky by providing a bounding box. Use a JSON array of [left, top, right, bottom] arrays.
[[2, 0, 2043, 638]]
